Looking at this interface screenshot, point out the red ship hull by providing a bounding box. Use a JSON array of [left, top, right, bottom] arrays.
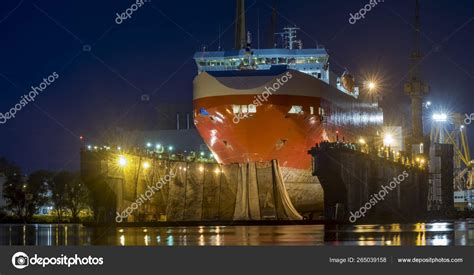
[[193, 70, 383, 170]]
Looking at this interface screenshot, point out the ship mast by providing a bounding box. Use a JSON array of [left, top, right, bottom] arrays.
[[234, 0, 246, 50], [268, 0, 278, 48]]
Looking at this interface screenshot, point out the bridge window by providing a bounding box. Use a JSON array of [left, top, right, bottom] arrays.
[[319, 107, 325, 116], [296, 58, 307, 64], [288, 105, 303, 114], [232, 104, 257, 114]]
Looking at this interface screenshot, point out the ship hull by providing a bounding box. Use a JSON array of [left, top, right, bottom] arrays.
[[195, 94, 330, 170], [193, 69, 383, 170]]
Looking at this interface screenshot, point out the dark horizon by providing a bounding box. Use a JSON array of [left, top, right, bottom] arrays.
[[1, 0, 473, 173]]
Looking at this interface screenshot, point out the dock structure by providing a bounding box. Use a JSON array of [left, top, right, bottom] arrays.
[[81, 141, 437, 224], [308, 142, 429, 223], [80, 149, 305, 223]]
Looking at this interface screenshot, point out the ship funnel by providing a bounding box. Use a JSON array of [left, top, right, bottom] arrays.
[[234, 0, 246, 49]]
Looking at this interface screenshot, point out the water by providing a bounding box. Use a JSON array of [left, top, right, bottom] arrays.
[[0, 221, 473, 246]]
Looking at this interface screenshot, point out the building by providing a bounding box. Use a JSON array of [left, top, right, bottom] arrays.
[[454, 190, 474, 211]]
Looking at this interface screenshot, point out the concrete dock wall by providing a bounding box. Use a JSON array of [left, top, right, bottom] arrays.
[[81, 151, 312, 223], [309, 143, 429, 223]]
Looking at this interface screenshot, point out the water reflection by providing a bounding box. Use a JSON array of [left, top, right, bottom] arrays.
[[0, 221, 473, 246]]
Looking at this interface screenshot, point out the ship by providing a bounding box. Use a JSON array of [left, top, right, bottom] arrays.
[[192, 1, 383, 211]]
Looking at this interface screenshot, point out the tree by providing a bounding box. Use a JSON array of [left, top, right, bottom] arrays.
[[51, 171, 72, 222], [3, 173, 27, 221], [65, 172, 90, 222], [24, 171, 52, 220], [1, 158, 26, 220], [51, 171, 91, 222], [0, 157, 19, 176]]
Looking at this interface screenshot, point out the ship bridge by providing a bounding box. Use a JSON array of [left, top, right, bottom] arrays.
[[194, 48, 329, 80], [194, 47, 359, 98], [194, 25, 360, 98]]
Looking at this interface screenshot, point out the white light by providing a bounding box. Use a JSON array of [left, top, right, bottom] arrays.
[[383, 134, 394, 146], [367, 82, 376, 90], [432, 113, 448, 122], [146, 143, 152, 147], [168, 146, 173, 151], [156, 144, 161, 149], [118, 156, 127, 167]]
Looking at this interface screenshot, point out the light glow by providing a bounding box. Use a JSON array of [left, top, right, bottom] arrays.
[[367, 82, 376, 90], [383, 134, 394, 147], [118, 156, 127, 167], [432, 113, 448, 122]]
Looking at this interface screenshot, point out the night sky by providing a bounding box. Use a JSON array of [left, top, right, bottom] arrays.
[[0, 0, 473, 173]]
